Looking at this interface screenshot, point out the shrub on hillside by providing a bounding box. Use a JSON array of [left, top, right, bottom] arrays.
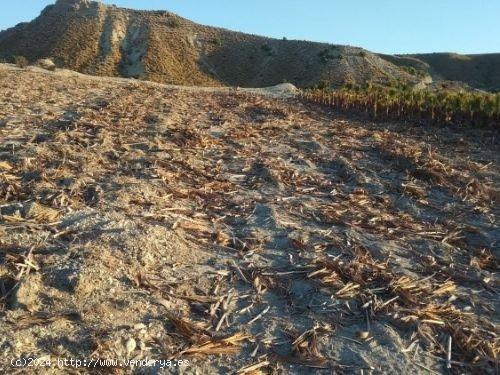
[[170, 16, 181, 28], [401, 66, 428, 78], [261, 44, 274, 56], [318, 48, 342, 63], [14, 56, 29, 69], [402, 66, 417, 75], [313, 80, 331, 90], [37, 58, 56, 71], [211, 37, 222, 46]]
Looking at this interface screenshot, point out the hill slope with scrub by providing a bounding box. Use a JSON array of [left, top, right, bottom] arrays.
[[0, 0, 418, 88]]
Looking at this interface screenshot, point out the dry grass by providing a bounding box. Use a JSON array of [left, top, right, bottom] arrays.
[[14, 56, 28, 69]]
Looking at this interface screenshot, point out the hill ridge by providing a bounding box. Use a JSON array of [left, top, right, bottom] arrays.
[[0, 0, 499, 90], [0, 0, 415, 88]]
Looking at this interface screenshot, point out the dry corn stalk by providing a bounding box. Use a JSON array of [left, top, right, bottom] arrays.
[[292, 324, 332, 364], [308, 249, 498, 364], [180, 332, 250, 357], [27, 202, 61, 223], [165, 313, 211, 344]]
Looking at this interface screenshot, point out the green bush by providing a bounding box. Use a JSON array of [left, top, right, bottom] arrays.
[[402, 66, 417, 75], [261, 44, 274, 56], [211, 37, 222, 46], [401, 66, 428, 78], [313, 80, 331, 90], [318, 48, 342, 63]]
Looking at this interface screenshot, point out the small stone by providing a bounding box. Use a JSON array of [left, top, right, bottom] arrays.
[[133, 323, 146, 330], [125, 338, 136, 353], [139, 340, 147, 351], [356, 331, 371, 341]]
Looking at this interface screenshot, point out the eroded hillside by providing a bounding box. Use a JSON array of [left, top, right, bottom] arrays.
[[0, 65, 498, 373], [0, 0, 416, 88]]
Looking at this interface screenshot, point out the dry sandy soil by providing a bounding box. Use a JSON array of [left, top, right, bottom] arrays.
[[0, 64, 498, 374]]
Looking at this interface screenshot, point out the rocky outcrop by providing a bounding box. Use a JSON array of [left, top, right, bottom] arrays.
[[54, 0, 95, 10]]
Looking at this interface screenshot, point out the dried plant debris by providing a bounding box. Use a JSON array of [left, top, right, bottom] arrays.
[[11, 311, 81, 329], [288, 323, 333, 367], [0, 65, 498, 373], [308, 249, 498, 366], [179, 332, 250, 357], [165, 312, 211, 344]]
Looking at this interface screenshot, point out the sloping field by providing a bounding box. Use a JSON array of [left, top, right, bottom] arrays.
[[0, 65, 498, 373]]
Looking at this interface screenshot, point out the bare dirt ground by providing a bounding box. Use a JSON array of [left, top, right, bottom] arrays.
[[0, 64, 498, 374]]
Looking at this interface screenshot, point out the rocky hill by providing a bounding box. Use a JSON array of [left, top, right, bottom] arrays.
[[0, 0, 417, 88], [1, 0, 498, 90]]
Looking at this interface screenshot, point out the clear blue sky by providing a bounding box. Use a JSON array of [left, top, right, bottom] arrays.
[[1, 0, 498, 54]]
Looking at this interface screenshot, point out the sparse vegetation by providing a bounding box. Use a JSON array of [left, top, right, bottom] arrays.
[[399, 66, 428, 79], [169, 15, 181, 28], [211, 36, 222, 46], [301, 84, 500, 128], [37, 58, 56, 71], [260, 44, 274, 56], [313, 80, 331, 90], [380, 53, 500, 91], [318, 48, 342, 63], [14, 55, 29, 68], [402, 66, 417, 75]]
